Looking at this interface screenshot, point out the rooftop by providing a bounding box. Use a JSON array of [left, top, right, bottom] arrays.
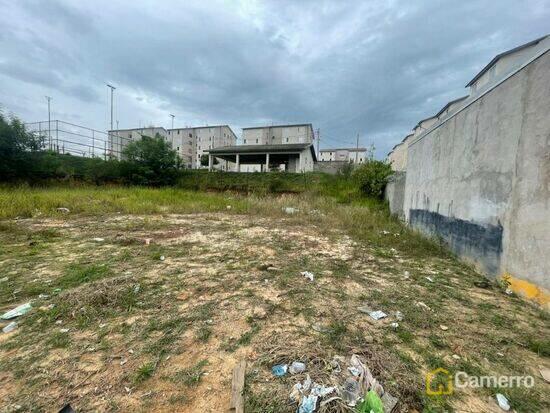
[[242, 123, 313, 130], [465, 35, 549, 87], [319, 148, 367, 152], [435, 95, 469, 118]]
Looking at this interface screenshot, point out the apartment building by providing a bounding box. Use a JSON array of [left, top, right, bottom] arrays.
[[108, 125, 237, 169], [318, 148, 368, 163], [167, 125, 237, 168], [242, 124, 314, 145], [206, 123, 317, 173]]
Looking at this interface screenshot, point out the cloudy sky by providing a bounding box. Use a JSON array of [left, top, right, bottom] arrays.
[[1, 0, 548, 157]]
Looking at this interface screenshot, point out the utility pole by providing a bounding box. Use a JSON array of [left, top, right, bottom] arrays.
[[170, 114, 175, 129], [355, 133, 360, 164], [316, 128, 320, 159], [45, 96, 52, 150], [106, 84, 116, 157]]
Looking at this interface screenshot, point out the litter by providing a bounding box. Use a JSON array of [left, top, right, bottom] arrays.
[[440, 325, 449, 331], [426, 276, 434, 282], [133, 284, 141, 294], [390, 322, 399, 329], [56, 207, 70, 213], [496, 393, 510, 411], [38, 294, 50, 299], [283, 207, 299, 214], [289, 361, 306, 375], [452, 354, 461, 360], [395, 311, 404, 321], [298, 395, 317, 413], [403, 271, 410, 279], [92, 238, 104, 242], [415, 301, 431, 311], [368, 310, 387, 320], [357, 390, 384, 413], [2, 321, 17, 333], [144, 238, 151, 245], [160, 255, 165, 261], [539, 366, 550, 383], [226, 205, 232, 210], [1, 302, 32, 320], [60, 328, 70, 333], [505, 288, 513, 295], [381, 230, 390, 235], [272, 364, 288, 377], [301, 271, 314, 282]]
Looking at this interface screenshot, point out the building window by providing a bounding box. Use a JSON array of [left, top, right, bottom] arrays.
[[272, 136, 275, 140], [286, 138, 289, 143], [177, 130, 180, 135], [189, 133, 192, 138], [243, 139, 247, 144], [177, 147, 180, 151], [256, 139, 258, 143]]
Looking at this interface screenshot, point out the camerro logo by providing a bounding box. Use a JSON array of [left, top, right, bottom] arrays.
[[426, 368, 534, 395]]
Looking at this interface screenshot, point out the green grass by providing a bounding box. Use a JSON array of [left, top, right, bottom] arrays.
[[170, 360, 208, 386], [134, 362, 156, 384], [56, 264, 112, 289]]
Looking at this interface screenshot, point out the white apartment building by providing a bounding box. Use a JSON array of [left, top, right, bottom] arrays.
[[206, 123, 317, 173], [318, 148, 368, 163], [242, 124, 314, 145], [108, 125, 237, 168], [167, 125, 237, 168]]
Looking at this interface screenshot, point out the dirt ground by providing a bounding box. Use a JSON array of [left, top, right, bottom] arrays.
[[0, 212, 549, 412]]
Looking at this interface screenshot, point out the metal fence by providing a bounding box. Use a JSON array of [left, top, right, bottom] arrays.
[[24, 120, 133, 159]]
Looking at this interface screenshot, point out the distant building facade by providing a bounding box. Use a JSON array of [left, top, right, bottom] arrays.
[[108, 125, 237, 169], [242, 124, 314, 145], [206, 123, 317, 173], [319, 148, 368, 163]]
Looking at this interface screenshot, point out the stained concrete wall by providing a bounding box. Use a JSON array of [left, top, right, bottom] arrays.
[[385, 172, 406, 219], [403, 51, 550, 301]]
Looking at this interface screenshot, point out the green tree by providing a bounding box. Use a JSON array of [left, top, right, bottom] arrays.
[[0, 113, 44, 181], [200, 153, 218, 167], [121, 134, 182, 185], [352, 160, 393, 198]]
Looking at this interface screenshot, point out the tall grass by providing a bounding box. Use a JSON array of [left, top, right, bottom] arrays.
[[0, 186, 248, 219]]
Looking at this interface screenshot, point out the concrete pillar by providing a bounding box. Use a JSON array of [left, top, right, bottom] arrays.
[[236, 154, 240, 172], [298, 152, 303, 173], [265, 153, 270, 172], [208, 154, 213, 171]]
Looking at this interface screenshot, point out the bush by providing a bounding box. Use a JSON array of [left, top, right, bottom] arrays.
[[352, 160, 392, 198], [121, 134, 182, 185]]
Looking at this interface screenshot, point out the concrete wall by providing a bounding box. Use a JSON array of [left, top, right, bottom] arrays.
[[403, 51, 550, 304], [385, 172, 406, 219]]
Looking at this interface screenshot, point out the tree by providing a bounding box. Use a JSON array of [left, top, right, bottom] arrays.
[[352, 160, 393, 198], [121, 134, 182, 185], [200, 154, 218, 167], [0, 113, 44, 181]]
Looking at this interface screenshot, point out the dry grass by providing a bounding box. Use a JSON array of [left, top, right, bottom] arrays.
[[0, 189, 548, 412]]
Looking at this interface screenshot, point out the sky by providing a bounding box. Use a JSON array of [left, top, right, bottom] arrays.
[[0, 0, 548, 158]]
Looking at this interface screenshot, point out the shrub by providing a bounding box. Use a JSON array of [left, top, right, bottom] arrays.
[[121, 134, 182, 185], [352, 160, 392, 198]]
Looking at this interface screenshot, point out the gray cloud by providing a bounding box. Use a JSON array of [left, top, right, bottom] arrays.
[[0, 0, 548, 157]]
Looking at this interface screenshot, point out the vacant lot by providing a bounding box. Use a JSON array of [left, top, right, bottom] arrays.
[[0, 187, 548, 412]]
